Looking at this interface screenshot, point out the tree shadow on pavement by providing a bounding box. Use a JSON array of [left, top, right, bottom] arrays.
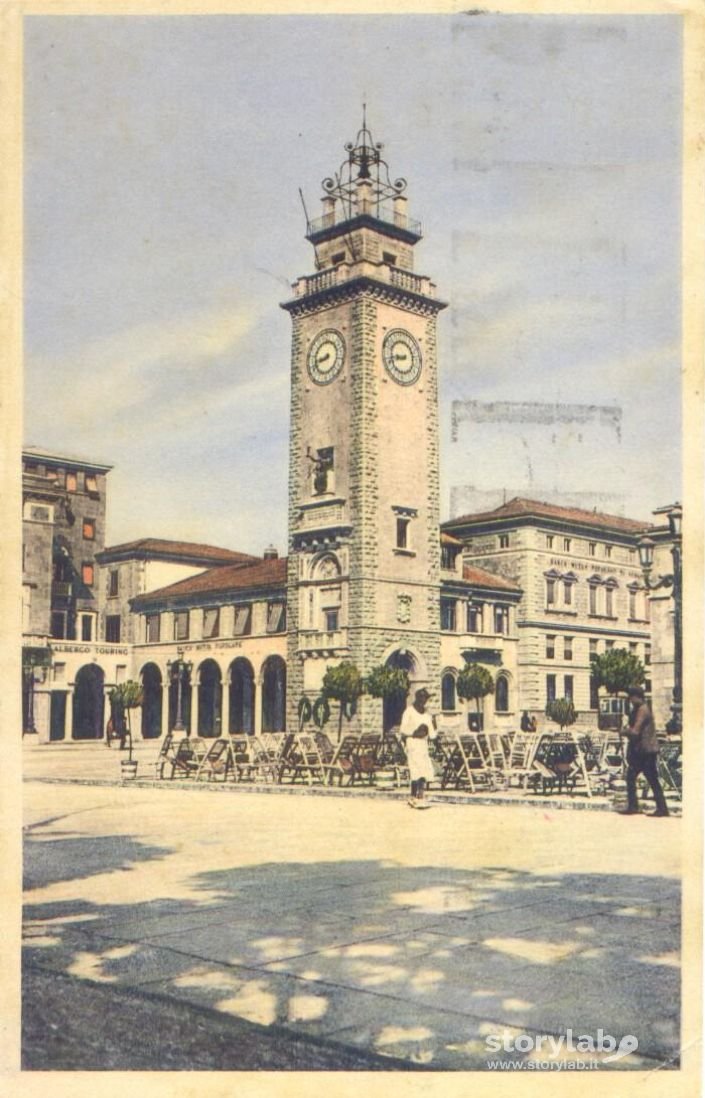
[[23, 829, 681, 1072]]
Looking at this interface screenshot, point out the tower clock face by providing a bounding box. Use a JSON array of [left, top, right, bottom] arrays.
[[382, 329, 422, 385], [307, 329, 345, 385]]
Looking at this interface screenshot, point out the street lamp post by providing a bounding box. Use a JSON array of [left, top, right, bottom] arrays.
[[167, 653, 193, 734], [22, 647, 51, 737], [637, 503, 682, 735], [23, 664, 37, 735]]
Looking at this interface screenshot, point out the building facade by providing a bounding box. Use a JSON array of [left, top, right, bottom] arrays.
[[443, 498, 653, 730], [128, 554, 288, 739], [22, 447, 115, 738], [95, 538, 259, 645], [23, 446, 112, 644]]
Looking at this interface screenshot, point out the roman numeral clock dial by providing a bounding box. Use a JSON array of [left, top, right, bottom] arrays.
[[382, 329, 422, 385], [307, 329, 345, 384]]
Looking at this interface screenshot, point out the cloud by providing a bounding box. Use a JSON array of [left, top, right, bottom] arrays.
[[25, 299, 265, 435]]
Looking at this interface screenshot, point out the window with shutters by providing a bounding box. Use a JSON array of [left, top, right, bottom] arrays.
[[266, 602, 286, 634], [233, 605, 252, 636], [174, 611, 189, 641], [203, 608, 220, 639]]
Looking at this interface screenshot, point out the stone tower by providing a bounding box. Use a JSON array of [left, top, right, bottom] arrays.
[[281, 115, 447, 730]]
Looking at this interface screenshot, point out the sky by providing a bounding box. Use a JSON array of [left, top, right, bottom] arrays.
[[23, 12, 682, 555]]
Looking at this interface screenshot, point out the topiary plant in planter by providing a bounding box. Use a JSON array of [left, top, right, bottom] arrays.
[[109, 680, 143, 778], [457, 664, 495, 731], [321, 661, 363, 742], [545, 696, 577, 733]]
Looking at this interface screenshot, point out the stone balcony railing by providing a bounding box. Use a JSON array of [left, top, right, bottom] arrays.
[[307, 203, 422, 237], [297, 629, 350, 656], [291, 261, 437, 300]]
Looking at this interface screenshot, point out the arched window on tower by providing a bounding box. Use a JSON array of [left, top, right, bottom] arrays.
[[312, 554, 343, 632]]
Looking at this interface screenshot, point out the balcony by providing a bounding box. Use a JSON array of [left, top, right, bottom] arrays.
[[290, 261, 438, 302], [297, 629, 349, 657], [307, 203, 421, 238], [52, 581, 73, 599]]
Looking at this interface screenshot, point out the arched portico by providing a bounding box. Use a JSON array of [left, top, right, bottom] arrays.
[[197, 659, 223, 737], [229, 657, 255, 734], [72, 664, 105, 740], [140, 663, 163, 738], [261, 655, 287, 733]]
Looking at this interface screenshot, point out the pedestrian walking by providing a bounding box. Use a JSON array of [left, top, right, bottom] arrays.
[[400, 687, 437, 809], [619, 685, 669, 816]]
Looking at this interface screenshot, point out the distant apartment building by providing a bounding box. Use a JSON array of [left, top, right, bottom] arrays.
[[443, 498, 653, 729], [23, 446, 112, 643], [95, 538, 259, 645], [22, 447, 114, 738]]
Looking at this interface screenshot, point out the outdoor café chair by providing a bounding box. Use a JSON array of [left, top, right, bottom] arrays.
[[437, 730, 495, 793], [373, 731, 410, 788], [353, 733, 382, 785], [323, 734, 364, 786], [247, 734, 283, 783], [278, 732, 327, 785], [505, 731, 544, 790], [654, 739, 682, 802], [161, 735, 209, 780], [155, 731, 176, 779], [193, 737, 237, 782]]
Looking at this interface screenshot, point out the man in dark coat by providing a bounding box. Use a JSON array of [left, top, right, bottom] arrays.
[[619, 686, 669, 816]]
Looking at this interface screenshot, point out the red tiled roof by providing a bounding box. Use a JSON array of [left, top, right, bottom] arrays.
[[134, 556, 288, 604], [99, 538, 259, 565], [462, 564, 522, 592], [444, 497, 652, 536]]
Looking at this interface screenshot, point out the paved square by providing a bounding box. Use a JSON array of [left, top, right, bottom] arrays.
[[23, 765, 681, 1071]]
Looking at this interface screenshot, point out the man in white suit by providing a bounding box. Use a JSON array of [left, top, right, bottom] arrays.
[[400, 687, 438, 809]]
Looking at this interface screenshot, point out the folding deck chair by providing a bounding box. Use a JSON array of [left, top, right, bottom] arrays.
[[505, 731, 544, 790], [248, 734, 284, 783], [159, 735, 209, 780], [652, 739, 682, 803], [373, 732, 410, 788], [194, 737, 236, 781], [278, 732, 327, 785], [477, 731, 509, 789], [322, 734, 360, 786], [155, 731, 176, 779], [439, 730, 497, 793]]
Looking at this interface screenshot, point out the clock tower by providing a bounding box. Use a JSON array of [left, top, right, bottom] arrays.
[[281, 116, 447, 729]]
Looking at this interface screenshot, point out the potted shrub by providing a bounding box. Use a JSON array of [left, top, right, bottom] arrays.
[[545, 697, 578, 777], [321, 662, 363, 742], [109, 680, 143, 779], [456, 664, 495, 732]]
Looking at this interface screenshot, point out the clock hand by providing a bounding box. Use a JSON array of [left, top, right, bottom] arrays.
[[318, 351, 331, 363]]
